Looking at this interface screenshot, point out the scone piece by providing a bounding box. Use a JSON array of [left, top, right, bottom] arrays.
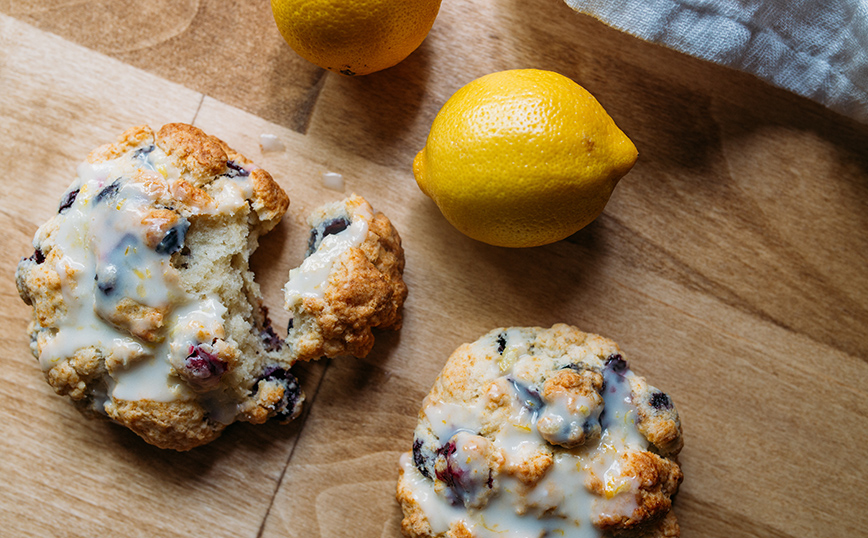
[[396, 324, 684, 538], [284, 194, 407, 361], [15, 123, 303, 451]]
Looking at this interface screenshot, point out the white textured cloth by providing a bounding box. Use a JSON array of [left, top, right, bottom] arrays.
[[565, 0, 868, 123]]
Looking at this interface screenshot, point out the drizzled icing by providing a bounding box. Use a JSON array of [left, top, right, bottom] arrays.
[[403, 332, 653, 538], [284, 202, 372, 303], [424, 400, 484, 440], [35, 145, 253, 408]]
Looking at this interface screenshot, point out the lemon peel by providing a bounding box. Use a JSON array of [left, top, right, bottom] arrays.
[[414, 69, 638, 248], [271, 0, 441, 76]]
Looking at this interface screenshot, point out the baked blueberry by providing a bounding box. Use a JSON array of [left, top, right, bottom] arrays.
[[58, 188, 79, 213], [154, 219, 189, 255]]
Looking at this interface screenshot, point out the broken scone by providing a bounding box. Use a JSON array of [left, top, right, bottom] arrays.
[[397, 324, 683, 538], [15, 123, 406, 451], [285, 194, 407, 362]]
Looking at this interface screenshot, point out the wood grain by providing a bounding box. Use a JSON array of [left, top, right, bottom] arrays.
[[0, 15, 326, 538], [2, 0, 327, 132], [1, 1, 867, 537]]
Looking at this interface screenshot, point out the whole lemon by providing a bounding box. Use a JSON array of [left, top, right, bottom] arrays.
[[414, 69, 638, 248], [271, 0, 441, 76]]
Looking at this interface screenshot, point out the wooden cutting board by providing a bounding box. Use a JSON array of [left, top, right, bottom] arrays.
[[1, 2, 867, 537]]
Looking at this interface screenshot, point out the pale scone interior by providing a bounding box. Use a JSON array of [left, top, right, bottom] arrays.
[[15, 124, 303, 450], [397, 324, 683, 538]]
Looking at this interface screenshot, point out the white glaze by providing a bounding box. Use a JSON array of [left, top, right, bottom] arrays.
[[536, 390, 600, 447], [322, 171, 345, 192], [601, 368, 649, 451], [259, 133, 285, 153], [111, 354, 186, 401], [209, 178, 253, 213], [284, 209, 370, 304], [423, 400, 484, 441], [400, 452, 469, 533], [37, 146, 254, 405], [167, 296, 227, 356], [403, 334, 653, 538]]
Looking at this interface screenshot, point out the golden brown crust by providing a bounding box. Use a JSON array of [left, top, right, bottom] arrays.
[[447, 522, 473, 538], [537, 368, 605, 447], [365, 211, 408, 326], [156, 123, 229, 185], [45, 347, 106, 400], [104, 399, 223, 451], [591, 451, 683, 533], [249, 167, 290, 228], [542, 368, 603, 400], [152, 123, 289, 226], [87, 124, 155, 163], [505, 447, 553, 486], [320, 248, 397, 355], [397, 466, 436, 538], [99, 298, 168, 343], [18, 257, 65, 326], [636, 403, 683, 456], [288, 195, 407, 362], [608, 511, 681, 538]]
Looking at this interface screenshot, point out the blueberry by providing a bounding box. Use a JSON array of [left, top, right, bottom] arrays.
[[255, 306, 283, 351], [58, 188, 80, 213], [261, 325, 282, 352], [224, 160, 250, 178], [254, 367, 302, 421], [434, 441, 460, 488], [94, 179, 121, 204], [496, 333, 507, 354], [433, 436, 493, 508], [605, 353, 628, 375], [185, 344, 227, 381], [132, 144, 155, 160], [507, 377, 543, 411], [323, 218, 349, 237], [413, 439, 431, 479], [95, 264, 118, 295], [306, 217, 350, 256], [650, 391, 672, 410], [96, 280, 114, 295], [154, 219, 190, 255], [305, 230, 318, 255], [600, 354, 635, 430]]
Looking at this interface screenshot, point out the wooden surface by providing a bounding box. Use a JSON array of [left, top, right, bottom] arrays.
[[1, 2, 867, 537]]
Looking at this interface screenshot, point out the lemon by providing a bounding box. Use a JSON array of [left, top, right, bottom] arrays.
[[271, 0, 441, 76], [414, 69, 638, 248]]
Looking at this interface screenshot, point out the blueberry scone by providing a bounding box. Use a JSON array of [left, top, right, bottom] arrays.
[[397, 324, 683, 538], [284, 194, 407, 362], [15, 123, 405, 451]]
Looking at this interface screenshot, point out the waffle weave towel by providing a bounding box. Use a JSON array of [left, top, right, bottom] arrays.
[[565, 0, 868, 123]]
